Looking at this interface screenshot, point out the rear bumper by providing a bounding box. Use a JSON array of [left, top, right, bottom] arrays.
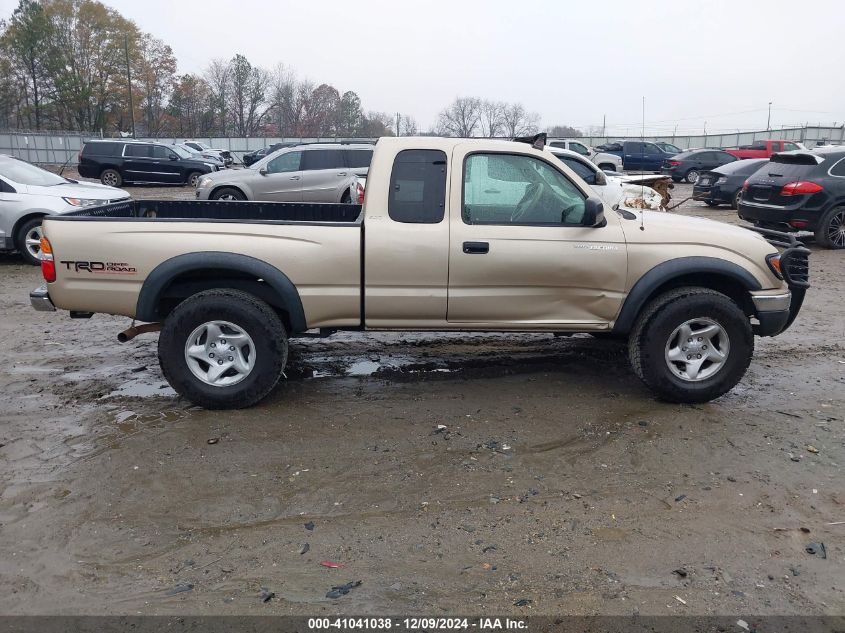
[[30, 285, 56, 312]]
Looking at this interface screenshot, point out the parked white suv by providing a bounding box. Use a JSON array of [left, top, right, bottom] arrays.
[[547, 138, 622, 173], [0, 155, 129, 264]]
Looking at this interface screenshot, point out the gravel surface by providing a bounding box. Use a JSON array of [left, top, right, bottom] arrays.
[[1, 177, 843, 616]]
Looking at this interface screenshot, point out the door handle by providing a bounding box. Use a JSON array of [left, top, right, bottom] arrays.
[[337, 172, 347, 177], [289, 175, 300, 180], [483, 189, 501, 194], [463, 241, 489, 254]]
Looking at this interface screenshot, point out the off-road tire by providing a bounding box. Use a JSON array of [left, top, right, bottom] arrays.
[[15, 216, 45, 265], [100, 168, 122, 187], [628, 287, 753, 403], [211, 187, 246, 201], [187, 171, 203, 188], [814, 206, 845, 249], [158, 289, 288, 409]]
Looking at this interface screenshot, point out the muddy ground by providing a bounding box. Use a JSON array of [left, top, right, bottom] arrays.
[[0, 180, 843, 617]]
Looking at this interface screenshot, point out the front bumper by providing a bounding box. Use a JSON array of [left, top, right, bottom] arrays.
[[749, 228, 811, 337], [30, 285, 56, 312]]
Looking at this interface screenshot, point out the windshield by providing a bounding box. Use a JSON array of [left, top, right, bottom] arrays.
[[171, 145, 194, 159], [0, 157, 67, 186], [192, 141, 210, 150]]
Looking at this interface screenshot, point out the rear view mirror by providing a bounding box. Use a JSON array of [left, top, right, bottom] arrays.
[[583, 196, 606, 227]]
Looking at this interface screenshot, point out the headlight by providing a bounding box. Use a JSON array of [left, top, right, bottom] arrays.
[[204, 163, 215, 169], [62, 197, 101, 207], [715, 177, 727, 185], [199, 177, 214, 188]]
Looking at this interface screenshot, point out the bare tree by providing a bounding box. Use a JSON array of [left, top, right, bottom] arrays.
[[500, 102, 539, 138], [436, 97, 482, 137], [398, 113, 417, 136], [269, 62, 297, 135], [479, 100, 505, 137], [204, 58, 231, 136]]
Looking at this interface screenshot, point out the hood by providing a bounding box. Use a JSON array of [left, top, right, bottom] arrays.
[[203, 167, 258, 185], [29, 180, 129, 200], [621, 210, 774, 255]]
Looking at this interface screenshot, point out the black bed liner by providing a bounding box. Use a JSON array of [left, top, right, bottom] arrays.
[[54, 199, 363, 224]]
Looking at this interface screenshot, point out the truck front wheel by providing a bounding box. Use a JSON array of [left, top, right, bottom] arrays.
[[628, 287, 753, 403], [158, 289, 288, 409]]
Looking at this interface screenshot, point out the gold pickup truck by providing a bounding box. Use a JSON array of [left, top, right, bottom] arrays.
[[30, 136, 810, 409]]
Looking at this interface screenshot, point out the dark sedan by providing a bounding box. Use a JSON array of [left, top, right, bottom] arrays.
[[693, 158, 768, 209], [660, 149, 737, 183], [242, 143, 292, 167], [738, 148, 845, 249]]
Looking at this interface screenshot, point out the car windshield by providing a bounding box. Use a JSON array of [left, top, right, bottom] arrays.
[[0, 157, 68, 186], [661, 143, 681, 153], [191, 141, 210, 150], [171, 145, 194, 159]]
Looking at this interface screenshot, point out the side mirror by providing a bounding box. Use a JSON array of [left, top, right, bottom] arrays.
[[258, 167, 268, 176], [169, 154, 178, 161], [583, 196, 606, 227], [594, 170, 607, 186]]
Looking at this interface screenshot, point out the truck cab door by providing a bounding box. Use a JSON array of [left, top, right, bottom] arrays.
[[447, 146, 627, 329], [624, 141, 643, 171]]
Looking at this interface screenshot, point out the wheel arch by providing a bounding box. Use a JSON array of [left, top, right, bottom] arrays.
[[612, 257, 761, 335], [136, 252, 307, 333], [209, 184, 247, 200], [12, 211, 50, 247]]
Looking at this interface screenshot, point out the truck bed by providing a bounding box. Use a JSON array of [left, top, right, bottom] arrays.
[[59, 199, 362, 224], [43, 199, 364, 327]]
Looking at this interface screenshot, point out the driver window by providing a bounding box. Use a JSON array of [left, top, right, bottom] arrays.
[[463, 153, 586, 226], [266, 151, 302, 174]]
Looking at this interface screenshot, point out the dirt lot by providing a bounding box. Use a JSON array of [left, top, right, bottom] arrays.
[[0, 180, 843, 617]]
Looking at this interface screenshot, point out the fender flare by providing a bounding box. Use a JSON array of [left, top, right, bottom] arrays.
[[612, 256, 762, 335], [135, 251, 307, 332]]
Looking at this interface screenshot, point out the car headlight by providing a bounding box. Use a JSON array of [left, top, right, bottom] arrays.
[[62, 197, 101, 207], [204, 163, 216, 169], [199, 177, 214, 188], [715, 177, 727, 185]]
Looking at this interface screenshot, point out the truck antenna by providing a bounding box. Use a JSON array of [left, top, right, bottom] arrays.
[[640, 96, 646, 231]]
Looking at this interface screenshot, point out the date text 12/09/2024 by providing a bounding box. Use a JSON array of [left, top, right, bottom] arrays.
[[307, 617, 528, 630]]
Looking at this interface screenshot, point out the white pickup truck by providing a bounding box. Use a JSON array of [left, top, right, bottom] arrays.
[[31, 136, 809, 410]]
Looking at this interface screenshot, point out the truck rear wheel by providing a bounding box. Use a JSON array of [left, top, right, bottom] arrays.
[[158, 289, 288, 409], [628, 287, 753, 403]]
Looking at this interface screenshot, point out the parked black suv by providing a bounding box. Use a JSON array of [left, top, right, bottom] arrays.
[[78, 140, 218, 187], [693, 158, 768, 209], [738, 148, 845, 249], [660, 149, 736, 183]]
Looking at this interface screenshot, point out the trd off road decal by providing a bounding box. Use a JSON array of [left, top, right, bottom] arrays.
[[59, 260, 137, 274]]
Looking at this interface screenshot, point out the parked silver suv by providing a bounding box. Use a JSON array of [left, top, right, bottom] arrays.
[[0, 155, 129, 264], [195, 143, 373, 203]]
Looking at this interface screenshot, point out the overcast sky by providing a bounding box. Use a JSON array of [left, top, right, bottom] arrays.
[[2, 0, 843, 135]]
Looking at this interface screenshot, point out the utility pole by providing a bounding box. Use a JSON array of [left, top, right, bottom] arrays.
[[124, 35, 135, 138], [601, 114, 606, 137], [766, 101, 772, 132]]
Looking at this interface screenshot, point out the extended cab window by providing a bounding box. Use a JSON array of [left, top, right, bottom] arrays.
[[266, 151, 302, 173], [302, 150, 345, 170], [388, 149, 447, 224], [463, 153, 586, 225]]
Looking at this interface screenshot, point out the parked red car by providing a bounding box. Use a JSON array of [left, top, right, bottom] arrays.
[[725, 139, 804, 159]]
